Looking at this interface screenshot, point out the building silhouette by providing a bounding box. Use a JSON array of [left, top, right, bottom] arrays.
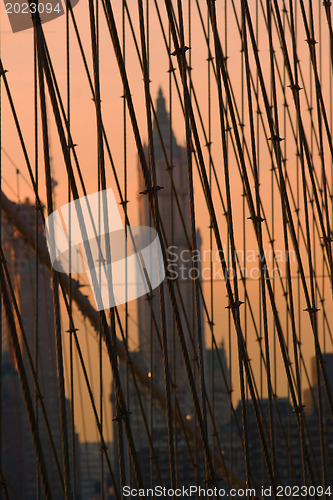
[[1, 198, 80, 499], [111, 88, 229, 493], [205, 340, 230, 445], [226, 354, 333, 490], [2, 349, 27, 499], [137, 87, 196, 417], [79, 441, 115, 500]]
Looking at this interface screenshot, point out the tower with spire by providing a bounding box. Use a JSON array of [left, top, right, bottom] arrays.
[[137, 87, 200, 417], [111, 87, 230, 490]]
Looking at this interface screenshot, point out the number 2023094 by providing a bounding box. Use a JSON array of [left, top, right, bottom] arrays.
[[5, 2, 61, 14]]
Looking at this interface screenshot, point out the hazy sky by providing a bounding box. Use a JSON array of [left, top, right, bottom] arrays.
[[1, 0, 332, 442]]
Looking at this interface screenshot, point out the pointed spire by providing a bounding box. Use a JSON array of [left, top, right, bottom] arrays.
[[156, 87, 167, 119], [153, 87, 178, 157]]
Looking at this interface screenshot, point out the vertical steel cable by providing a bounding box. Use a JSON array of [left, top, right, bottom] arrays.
[[282, 3, 292, 483], [266, 0, 307, 485], [209, 1, 252, 488], [166, 0, 276, 485], [113, 307, 164, 486], [270, 0, 333, 425], [319, 0, 328, 462], [69, 327, 75, 499], [168, 9, 179, 485], [239, 8, 321, 484], [3, 182, 235, 490], [187, 1, 198, 489], [329, 0, 333, 240], [34, 15, 72, 499], [288, 0, 326, 485], [29, 13, 158, 487], [294, 0, 303, 433], [137, 0, 176, 487], [308, 0, 319, 482], [0, 256, 52, 499], [175, 0, 209, 482], [220, 0, 333, 304], [0, 14, 4, 499], [68, 3, 296, 484], [227, 0, 333, 289], [207, 1, 315, 486], [145, 0, 157, 487], [187, 3, 199, 490], [34, 24, 40, 500], [270, 109, 276, 412], [67, 0, 333, 416], [241, 0, 277, 483], [223, 0, 234, 481], [207, 3, 215, 470], [121, 4, 266, 442], [323, 0, 333, 72], [66, 0, 76, 495], [241, 0, 250, 420], [100, 327, 104, 499], [64, 315, 121, 498], [79, 324, 95, 487], [122, 0, 131, 487], [0, 243, 66, 494], [308, 2, 333, 293], [104, 0, 215, 484], [260, 0, 264, 484], [297, 1, 333, 281], [3, 183, 241, 489], [13, 0, 333, 488], [96, 0, 105, 495], [88, 0, 127, 491], [328, 0, 333, 337], [307, 2, 327, 486]]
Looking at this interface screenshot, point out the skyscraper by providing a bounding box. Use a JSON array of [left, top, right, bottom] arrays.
[[1, 197, 80, 499], [111, 89, 229, 492], [137, 87, 200, 420]]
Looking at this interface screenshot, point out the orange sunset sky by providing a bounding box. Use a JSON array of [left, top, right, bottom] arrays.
[[0, 0, 332, 442]]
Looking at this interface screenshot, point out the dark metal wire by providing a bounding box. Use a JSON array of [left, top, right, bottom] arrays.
[[0, 254, 53, 499], [34, 17, 72, 498]]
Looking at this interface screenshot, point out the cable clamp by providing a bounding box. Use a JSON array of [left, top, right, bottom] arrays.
[[292, 404, 305, 414], [140, 185, 164, 196], [225, 300, 244, 310], [247, 215, 266, 224], [305, 38, 317, 46], [112, 411, 132, 422], [288, 84, 302, 92], [66, 327, 79, 334], [171, 46, 190, 57], [304, 306, 320, 313], [268, 135, 284, 143]]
